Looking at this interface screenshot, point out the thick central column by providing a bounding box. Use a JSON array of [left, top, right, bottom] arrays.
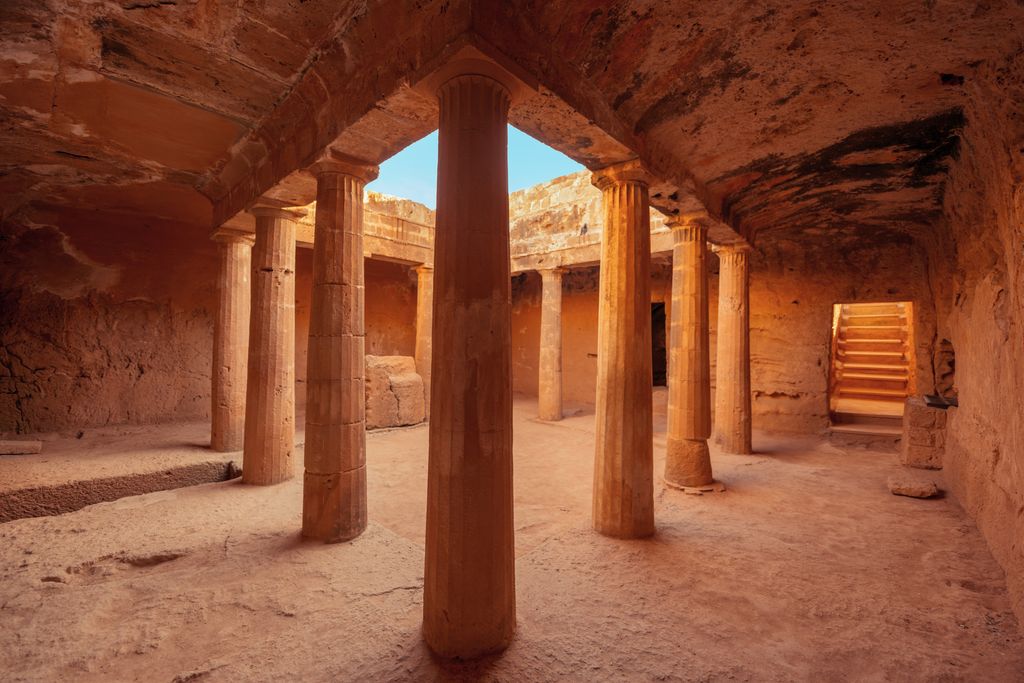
[[302, 157, 378, 543], [423, 73, 515, 659], [414, 265, 434, 416], [663, 218, 715, 489], [591, 160, 655, 539], [243, 205, 301, 485], [713, 244, 753, 454], [210, 231, 253, 452], [537, 267, 565, 421]]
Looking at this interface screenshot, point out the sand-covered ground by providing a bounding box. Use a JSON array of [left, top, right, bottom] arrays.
[[1, 396, 1022, 681]]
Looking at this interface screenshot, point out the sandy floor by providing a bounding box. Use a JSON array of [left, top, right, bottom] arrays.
[[1, 396, 1022, 681]]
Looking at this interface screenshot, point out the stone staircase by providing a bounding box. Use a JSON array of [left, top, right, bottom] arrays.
[[829, 302, 912, 436]]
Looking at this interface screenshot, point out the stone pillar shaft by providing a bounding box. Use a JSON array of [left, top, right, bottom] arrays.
[[664, 220, 714, 488], [302, 160, 378, 542], [714, 245, 752, 454], [423, 74, 515, 659], [414, 265, 434, 416], [211, 233, 253, 452], [591, 161, 655, 539], [538, 267, 564, 421], [242, 207, 298, 485]]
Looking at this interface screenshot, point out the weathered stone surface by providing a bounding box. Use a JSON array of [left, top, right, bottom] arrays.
[[591, 160, 655, 539], [888, 477, 940, 499], [302, 161, 376, 543], [242, 207, 299, 486], [364, 356, 425, 430], [713, 245, 752, 455], [935, 47, 1024, 624], [664, 218, 714, 489], [0, 441, 42, 455], [423, 73, 516, 659], [900, 397, 947, 470], [210, 233, 253, 452]]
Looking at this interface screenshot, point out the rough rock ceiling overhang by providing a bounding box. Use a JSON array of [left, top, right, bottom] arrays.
[[2, 0, 1022, 245]]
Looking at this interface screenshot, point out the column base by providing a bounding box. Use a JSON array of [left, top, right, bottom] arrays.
[[665, 480, 726, 494], [423, 622, 515, 661], [663, 437, 714, 489], [593, 516, 656, 540], [210, 434, 243, 453], [241, 465, 294, 487], [714, 432, 753, 456], [301, 468, 367, 543]]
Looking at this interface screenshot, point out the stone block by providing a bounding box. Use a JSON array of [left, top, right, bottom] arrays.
[[902, 443, 943, 470], [888, 476, 940, 499], [900, 397, 947, 470], [365, 355, 426, 429], [909, 426, 937, 447]]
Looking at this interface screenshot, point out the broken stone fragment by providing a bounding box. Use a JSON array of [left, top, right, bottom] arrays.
[[365, 355, 425, 429], [888, 476, 940, 499]]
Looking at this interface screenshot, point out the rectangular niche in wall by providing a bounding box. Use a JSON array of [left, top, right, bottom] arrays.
[[651, 303, 667, 387], [828, 301, 915, 431]]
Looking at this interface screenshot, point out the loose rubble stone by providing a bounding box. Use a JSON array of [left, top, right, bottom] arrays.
[[888, 477, 940, 499]]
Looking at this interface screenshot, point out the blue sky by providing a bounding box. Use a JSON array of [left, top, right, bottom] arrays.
[[366, 126, 583, 208]]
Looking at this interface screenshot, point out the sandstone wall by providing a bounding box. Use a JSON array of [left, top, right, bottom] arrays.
[[2, 215, 418, 434], [364, 259, 417, 357], [512, 264, 679, 408], [0, 206, 219, 434], [936, 47, 1024, 621], [269, 252, 418, 413], [749, 238, 935, 433], [510, 237, 934, 433]]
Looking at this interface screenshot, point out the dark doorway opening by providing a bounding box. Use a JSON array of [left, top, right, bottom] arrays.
[[651, 303, 667, 386]]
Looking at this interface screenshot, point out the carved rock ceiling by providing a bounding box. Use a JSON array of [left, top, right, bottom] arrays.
[[2, 0, 1022, 245]]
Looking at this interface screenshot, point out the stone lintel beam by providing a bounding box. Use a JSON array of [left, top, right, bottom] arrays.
[[207, 28, 737, 246]]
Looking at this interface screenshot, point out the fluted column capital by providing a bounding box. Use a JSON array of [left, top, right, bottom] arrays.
[[591, 158, 655, 191], [210, 228, 255, 246], [710, 242, 752, 257], [309, 151, 379, 183], [538, 266, 567, 279], [437, 73, 511, 112], [666, 214, 712, 242], [248, 201, 306, 221], [415, 264, 434, 275]]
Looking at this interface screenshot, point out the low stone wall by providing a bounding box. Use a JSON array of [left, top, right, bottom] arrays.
[[365, 356, 425, 430]]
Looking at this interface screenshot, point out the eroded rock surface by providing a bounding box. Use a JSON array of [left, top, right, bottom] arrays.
[[364, 356, 425, 430]]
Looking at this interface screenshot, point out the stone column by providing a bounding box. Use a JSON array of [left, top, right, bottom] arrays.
[[414, 265, 434, 416], [663, 218, 715, 489], [591, 160, 655, 539], [713, 244, 752, 454], [423, 73, 515, 659], [210, 231, 254, 452], [302, 157, 379, 543], [242, 205, 301, 486], [537, 267, 565, 421]]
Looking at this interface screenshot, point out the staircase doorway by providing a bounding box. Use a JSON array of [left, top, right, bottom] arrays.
[[829, 301, 914, 434]]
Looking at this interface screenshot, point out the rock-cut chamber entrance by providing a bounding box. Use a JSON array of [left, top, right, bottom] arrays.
[[828, 301, 914, 432], [651, 303, 667, 386]]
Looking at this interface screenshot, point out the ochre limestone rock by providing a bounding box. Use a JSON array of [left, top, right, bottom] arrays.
[[364, 356, 426, 430]]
